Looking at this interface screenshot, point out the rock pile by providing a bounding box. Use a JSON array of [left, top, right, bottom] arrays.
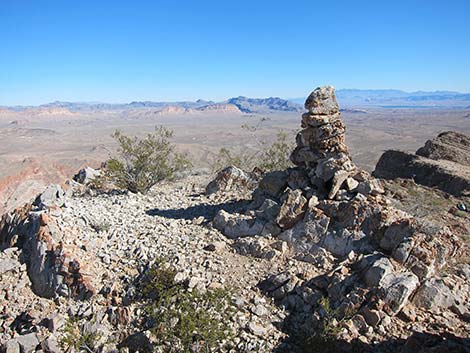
[[291, 86, 356, 199], [212, 86, 468, 351]]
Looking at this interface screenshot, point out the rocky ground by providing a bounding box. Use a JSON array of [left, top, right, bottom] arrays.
[[1, 87, 469, 353], [1, 172, 469, 353]]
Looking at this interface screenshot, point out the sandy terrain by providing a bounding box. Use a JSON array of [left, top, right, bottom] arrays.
[[0, 107, 469, 213]]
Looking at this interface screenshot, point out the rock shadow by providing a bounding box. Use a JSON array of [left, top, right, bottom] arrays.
[[145, 199, 250, 221], [273, 326, 470, 353]]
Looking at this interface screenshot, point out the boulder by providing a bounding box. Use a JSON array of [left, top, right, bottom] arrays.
[[381, 272, 420, 315], [33, 184, 66, 209], [15, 333, 39, 353], [0, 207, 94, 299], [363, 254, 394, 287], [73, 166, 101, 184], [258, 170, 288, 198], [412, 278, 455, 309], [205, 166, 255, 194], [304, 86, 339, 115]]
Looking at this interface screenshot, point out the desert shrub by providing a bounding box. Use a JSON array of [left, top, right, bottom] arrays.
[[104, 126, 191, 193], [293, 297, 357, 353], [90, 220, 111, 233], [258, 131, 293, 171], [212, 124, 294, 173], [139, 262, 235, 353], [60, 317, 102, 352], [211, 147, 255, 172]]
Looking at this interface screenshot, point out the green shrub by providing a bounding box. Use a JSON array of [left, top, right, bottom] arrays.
[[140, 263, 235, 352], [105, 126, 191, 193], [212, 128, 294, 173], [258, 131, 293, 172], [294, 297, 356, 353], [60, 317, 102, 352]]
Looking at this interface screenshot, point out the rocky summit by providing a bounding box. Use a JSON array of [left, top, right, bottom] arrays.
[[0, 86, 469, 353]]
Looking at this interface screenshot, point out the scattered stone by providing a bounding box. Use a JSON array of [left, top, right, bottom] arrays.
[[15, 333, 39, 353]]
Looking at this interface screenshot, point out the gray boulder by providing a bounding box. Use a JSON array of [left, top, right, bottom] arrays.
[[412, 278, 455, 309], [33, 184, 66, 209], [276, 189, 307, 229], [381, 272, 420, 315], [258, 170, 288, 198]]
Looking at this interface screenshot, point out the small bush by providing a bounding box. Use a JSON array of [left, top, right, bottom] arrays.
[[90, 220, 111, 233], [296, 297, 356, 353], [212, 127, 294, 173], [140, 263, 235, 352], [258, 131, 293, 172], [105, 126, 191, 193], [60, 317, 102, 352]]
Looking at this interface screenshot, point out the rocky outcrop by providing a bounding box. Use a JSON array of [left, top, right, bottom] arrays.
[[416, 131, 470, 166], [373, 149, 470, 197], [0, 187, 94, 300]]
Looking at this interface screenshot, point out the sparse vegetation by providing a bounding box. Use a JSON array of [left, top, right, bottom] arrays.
[[212, 119, 294, 173], [293, 297, 356, 353], [90, 220, 111, 233], [139, 261, 235, 352], [60, 317, 102, 352], [103, 127, 192, 193]]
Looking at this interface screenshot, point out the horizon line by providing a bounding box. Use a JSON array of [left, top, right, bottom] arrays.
[[1, 87, 470, 108]]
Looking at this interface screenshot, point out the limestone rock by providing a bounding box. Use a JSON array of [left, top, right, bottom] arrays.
[[206, 166, 255, 194], [412, 278, 455, 309], [276, 189, 307, 229], [258, 170, 288, 198], [213, 210, 264, 238], [15, 333, 39, 353], [363, 254, 394, 287], [416, 131, 470, 166], [381, 272, 420, 315], [373, 149, 470, 197], [304, 86, 339, 115], [33, 184, 66, 209], [73, 166, 101, 184]]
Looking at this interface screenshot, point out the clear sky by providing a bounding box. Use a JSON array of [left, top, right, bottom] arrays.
[[1, 0, 469, 105]]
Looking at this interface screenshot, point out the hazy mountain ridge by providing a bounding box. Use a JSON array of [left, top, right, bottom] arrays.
[[289, 89, 470, 107], [335, 89, 470, 107], [2, 89, 470, 116], [0, 97, 302, 114]]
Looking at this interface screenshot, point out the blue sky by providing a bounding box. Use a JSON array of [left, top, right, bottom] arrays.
[[1, 0, 469, 105]]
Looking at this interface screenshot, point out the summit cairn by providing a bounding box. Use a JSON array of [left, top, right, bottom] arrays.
[[212, 86, 465, 349], [291, 86, 355, 199]]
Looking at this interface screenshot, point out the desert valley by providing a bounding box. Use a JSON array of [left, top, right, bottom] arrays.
[[1, 91, 469, 214], [0, 86, 469, 352]]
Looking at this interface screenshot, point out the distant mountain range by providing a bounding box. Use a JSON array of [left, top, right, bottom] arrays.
[[291, 89, 470, 107], [1, 97, 303, 115], [2, 89, 470, 116]]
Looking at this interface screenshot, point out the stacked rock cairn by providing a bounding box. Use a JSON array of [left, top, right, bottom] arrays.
[[290, 86, 358, 199]]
